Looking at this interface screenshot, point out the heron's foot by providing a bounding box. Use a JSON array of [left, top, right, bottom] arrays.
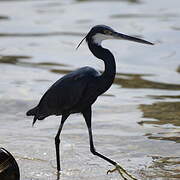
[[107, 164, 138, 180], [56, 171, 60, 180]]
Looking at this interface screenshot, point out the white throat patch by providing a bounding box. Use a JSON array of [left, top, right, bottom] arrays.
[[92, 33, 113, 46]]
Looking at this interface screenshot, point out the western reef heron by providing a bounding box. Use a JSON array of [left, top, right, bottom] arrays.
[[26, 25, 153, 180]]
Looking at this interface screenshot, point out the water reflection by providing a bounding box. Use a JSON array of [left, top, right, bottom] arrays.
[[139, 101, 180, 144], [50, 68, 180, 90], [0, 55, 31, 64], [177, 66, 180, 73], [144, 156, 180, 179], [145, 132, 180, 143], [0, 55, 68, 68], [0, 16, 8, 20], [76, 0, 140, 3], [0, 32, 85, 37], [139, 101, 180, 127], [50, 68, 71, 75], [2, 54, 179, 92], [111, 13, 180, 19], [147, 95, 180, 100], [171, 26, 180, 31], [114, 75, 180, 90]]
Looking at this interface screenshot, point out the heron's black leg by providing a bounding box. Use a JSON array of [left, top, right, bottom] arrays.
[[82, 107, 138, 180], [55, 114, 69, 172], [82, 107, 117, 166]]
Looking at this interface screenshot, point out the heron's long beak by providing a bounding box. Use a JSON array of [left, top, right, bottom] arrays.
[[113, 32, 154, 45]]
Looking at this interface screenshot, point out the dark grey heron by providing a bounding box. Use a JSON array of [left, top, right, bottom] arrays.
[[26, 25, 153, 180]]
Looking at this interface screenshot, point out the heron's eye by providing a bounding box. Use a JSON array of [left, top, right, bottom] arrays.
[[103, 30, 112, 35]]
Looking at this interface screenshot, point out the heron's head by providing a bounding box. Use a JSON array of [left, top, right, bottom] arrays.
[[76, 25, 153, 49]]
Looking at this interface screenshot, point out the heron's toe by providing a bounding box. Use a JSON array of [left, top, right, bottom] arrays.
[[107, 164, 138, 180]]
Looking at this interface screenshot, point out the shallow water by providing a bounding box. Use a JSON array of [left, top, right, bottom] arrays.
[[0, 0, 180, 179]]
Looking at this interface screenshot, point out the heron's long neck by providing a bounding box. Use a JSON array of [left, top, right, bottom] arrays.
[[88, 42, 116, 94]]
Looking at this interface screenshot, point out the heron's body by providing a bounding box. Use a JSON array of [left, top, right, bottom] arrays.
[[28, 36, 116, 125], [28, 66, 101, 119], [27, 25, 153, 180]]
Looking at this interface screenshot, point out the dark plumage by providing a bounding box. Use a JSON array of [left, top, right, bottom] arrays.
[[26, 25, 153, 180], [27, 66, 100, 124]]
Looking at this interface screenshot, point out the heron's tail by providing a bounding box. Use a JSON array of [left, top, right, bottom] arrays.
[[26, 106, 39, 126], [26, 106, 48, 126], [26, 106, 38, 116], [32, 116, 38, 126]]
